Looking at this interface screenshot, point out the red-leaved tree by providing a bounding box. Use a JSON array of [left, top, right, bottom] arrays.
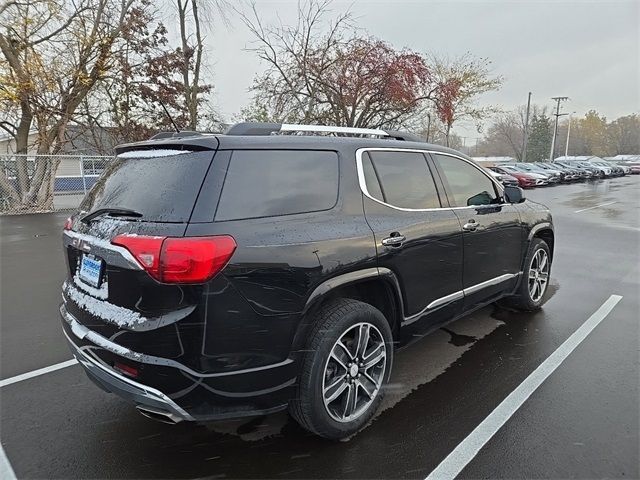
[[239, 1, 435, 129]]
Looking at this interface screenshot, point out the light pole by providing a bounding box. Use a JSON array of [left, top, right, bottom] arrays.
[[521, 92, 532, 163], [549, 96, 569, 161], [564, 111, 576, 157]]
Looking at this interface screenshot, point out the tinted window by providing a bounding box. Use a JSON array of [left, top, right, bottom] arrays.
[[80, 150, 213, 222], [361, 153, 384, 200], [434, 154, 499, 207], [215, 150, 339, 221], [365, 151, 440, 209]]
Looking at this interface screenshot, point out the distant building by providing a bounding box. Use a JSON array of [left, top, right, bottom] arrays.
[[0, 126, 120, 156]]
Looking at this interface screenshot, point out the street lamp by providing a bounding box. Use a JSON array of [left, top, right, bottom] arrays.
[[564, 111, 577, 157]]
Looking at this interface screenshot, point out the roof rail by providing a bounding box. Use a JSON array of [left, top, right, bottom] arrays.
[[280, 123, 388, 136], [224, 122, 428, 142], [385, 130, 426, 142], [225, 122, 389, 137]]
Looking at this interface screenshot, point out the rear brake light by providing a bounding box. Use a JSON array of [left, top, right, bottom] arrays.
[[111, 234, 236, 284], [64, 217, 73, 231]]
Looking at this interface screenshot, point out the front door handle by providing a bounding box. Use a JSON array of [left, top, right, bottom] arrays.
[[381, 233, 406, 247], [462, 219, 478, 232]]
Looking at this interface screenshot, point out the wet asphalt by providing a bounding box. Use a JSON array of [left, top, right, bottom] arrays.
[[0, 176, 638, 479]]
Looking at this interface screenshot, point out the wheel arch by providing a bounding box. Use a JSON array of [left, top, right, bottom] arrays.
[[292, 268, 404, 354], [528, 223, 554, 262]]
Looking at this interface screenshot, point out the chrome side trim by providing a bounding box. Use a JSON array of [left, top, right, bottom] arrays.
[[63, 327, 194, 421], [404, 290, 464, 322], [281, 124, 388, 137], [356, 147, 506, 212], [426, 291, 465, 310], [463, 273, 519, 296], [403, 273, 519, 323], [61, 305, 293, 378]]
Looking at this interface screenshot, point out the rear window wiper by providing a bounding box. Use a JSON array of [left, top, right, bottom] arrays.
[[81, 208, 143, 224]]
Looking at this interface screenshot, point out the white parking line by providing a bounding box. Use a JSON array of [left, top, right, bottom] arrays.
[[0, 358, 78, 479], [425, 294, 623, 480], [0, 359, 77, 389], [0, 444, 17, 480], [574, 201, 617, 213]]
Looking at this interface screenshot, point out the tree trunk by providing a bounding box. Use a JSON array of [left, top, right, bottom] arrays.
[[14, 99, 33, 197]]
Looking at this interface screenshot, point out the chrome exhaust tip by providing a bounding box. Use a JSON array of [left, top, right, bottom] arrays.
[[136, 405, 183, 425]]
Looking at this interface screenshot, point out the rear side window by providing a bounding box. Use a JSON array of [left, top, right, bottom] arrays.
[[363, 151, 441, 209], [433, 154, 499, 207], [80, 150, 214, 222], [215, 150, 339, 221]]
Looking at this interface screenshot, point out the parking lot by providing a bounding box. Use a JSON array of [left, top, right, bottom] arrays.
[[1, 175, 638, 479]]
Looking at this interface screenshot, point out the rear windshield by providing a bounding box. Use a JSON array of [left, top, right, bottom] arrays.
[[214, 150, 339, 221], [80, 150, 214, 222]]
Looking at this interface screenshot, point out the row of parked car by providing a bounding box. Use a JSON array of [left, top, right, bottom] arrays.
[[486, 160, 640, 188]]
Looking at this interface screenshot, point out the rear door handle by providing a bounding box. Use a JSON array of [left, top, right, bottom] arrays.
[[462, 219, 478, 232], [381, 234, 406, 247]]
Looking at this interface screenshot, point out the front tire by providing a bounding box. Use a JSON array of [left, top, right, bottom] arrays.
[[290, 298, 393, 440], [503, 238, 551, 311]]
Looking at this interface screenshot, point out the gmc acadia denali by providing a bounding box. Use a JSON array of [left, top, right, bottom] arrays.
[[60, 122, 554, 439]]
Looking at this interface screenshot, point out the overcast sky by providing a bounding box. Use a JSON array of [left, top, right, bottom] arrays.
[[191, 0, 639, 138]]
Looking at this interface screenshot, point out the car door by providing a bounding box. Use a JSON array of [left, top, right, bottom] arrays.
[[358, 149, 464, 331], [430, 153, 523, 310]]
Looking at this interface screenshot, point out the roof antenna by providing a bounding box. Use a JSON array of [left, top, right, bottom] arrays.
[[158, 99, 180, 133]]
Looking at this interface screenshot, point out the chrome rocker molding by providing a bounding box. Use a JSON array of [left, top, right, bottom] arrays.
[[60, 304, 293, 379], [306, 268, 519, 326], [62, 326, 194, 422], [403, 272, 520, 323]]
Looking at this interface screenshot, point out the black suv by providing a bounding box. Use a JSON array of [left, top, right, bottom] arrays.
[[60, 123, 554, 440]]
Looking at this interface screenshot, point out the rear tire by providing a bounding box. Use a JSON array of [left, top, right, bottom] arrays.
[[290, 298, 393, 440], [502, 238, 551, 311]]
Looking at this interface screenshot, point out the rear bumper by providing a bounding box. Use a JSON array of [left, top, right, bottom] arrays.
[[60, 304, 296, 422], [64, 325, 193, 423]]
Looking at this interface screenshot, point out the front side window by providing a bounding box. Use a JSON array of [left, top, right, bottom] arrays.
[[361, 151, 440, 209], [433, 154, 500, 207]]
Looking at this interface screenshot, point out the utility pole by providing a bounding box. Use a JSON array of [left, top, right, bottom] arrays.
[[549, 96, 569, 161], [521, 92, 532, 163], [426, 113, 431, 142]]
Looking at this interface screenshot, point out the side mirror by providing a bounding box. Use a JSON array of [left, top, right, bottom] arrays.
[[504, 185, 525, 203]]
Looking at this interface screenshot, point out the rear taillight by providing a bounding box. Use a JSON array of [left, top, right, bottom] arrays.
[[64, 217, 73, 231], [111, 234, 236, 284]]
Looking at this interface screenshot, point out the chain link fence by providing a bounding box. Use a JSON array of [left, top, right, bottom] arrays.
[[1, 154, 113, 214]]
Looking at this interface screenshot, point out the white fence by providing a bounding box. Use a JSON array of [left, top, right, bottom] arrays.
[[0, 154, 113, 214]]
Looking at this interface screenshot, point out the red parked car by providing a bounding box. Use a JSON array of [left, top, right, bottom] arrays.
[[488, 166, 540, 188]]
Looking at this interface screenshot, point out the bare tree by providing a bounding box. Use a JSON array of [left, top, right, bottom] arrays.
[[238, 0, 435, 129], [175, 0, 228, 130], [0, 0, 137, 210]]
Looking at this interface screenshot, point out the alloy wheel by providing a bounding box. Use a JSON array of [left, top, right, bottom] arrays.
[[528, 248, 549, 302], [321, 322, 386, 423]]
